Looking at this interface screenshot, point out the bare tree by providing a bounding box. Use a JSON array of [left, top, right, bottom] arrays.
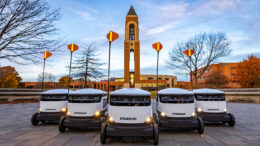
[[37, 72, 56, 88], [70, 43, 104, 88], [168, 32, 231, 88], [0, 0, 62, 64], [205, 70, 229, 88], [37, 72, 56, 82]]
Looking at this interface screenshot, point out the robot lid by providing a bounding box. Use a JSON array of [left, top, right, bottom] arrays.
[[69, 88, 106, 95], [158, 88, 193, 95], [41, 89, 69, 95], [193, 88, 225, 94], [110, 88, 151, 96]]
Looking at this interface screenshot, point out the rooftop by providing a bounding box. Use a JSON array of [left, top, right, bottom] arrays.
[[127, 5, 137, 15]]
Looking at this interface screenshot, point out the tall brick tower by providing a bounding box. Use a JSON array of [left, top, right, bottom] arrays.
[[124, 6, 141, 88]]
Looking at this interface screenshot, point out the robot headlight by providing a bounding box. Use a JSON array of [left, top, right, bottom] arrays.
[[61, 107, 67, 112], [145, 116, 152, 124], [160, 112, 166, 117], [109, 116, 114, 122], [95, 111, 101, 117]]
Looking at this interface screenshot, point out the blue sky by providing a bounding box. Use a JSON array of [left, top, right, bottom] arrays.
[[4, 0, 260, 82]]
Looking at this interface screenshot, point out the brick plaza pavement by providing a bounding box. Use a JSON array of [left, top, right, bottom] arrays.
[[0, 103, 259, 146]]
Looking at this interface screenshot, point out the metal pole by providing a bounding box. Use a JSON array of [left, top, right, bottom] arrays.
[[68, 51, 73, 93], [41, 59, 46, 92], [156, 51, 159, 92], [107, 42, 111, 98], [190, 56, 193, 90], [85, 58, 88, 88]]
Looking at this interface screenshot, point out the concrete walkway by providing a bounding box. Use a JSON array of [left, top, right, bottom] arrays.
[[0, 103, 259, 146]]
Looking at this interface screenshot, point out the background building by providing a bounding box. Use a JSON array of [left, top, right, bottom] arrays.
[[194, 63, 240, 88]]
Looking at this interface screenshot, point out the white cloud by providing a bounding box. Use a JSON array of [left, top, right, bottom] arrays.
[[138, 1, 189, 22], [194, 0, 237, 15], [82, 36, 106, 43], [74, 11, 95, 20], [159, 3, 189, 19], [64, 2, 98, 21], [145, 24, 174, 35]]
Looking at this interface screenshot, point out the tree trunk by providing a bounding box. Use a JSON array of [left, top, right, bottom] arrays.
[[194, 78, 198, 89], [194, 68, 198, 89]]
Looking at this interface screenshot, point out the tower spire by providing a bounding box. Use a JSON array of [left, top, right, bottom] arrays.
[[127, 5, 136, 15]]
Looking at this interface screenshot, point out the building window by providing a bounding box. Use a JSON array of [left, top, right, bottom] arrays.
[[142, 83, 147, 87], [165, 78, 169, 80], [158, 78, 162, 80], [231, 66, 236, 69], [231, 73, 236, 76], [209, 68, 212, 71], [129, 24, 135, 40], [148, 77, 153, 80]]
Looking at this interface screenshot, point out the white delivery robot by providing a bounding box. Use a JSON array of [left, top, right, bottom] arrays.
[[156, 88, 204, 134], [31, 89, 69, 125], [100, 88, 159, 145], [193, 88, 235, 127], [58, 88, 107, 132]]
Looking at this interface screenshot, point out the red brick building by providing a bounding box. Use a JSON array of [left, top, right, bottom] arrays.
[[194, 63, 241, 88]]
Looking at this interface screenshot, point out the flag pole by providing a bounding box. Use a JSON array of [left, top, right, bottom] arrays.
[[41, 58, 46, 92], [68, 51, 73, 93], [107, 41, 111, 98]]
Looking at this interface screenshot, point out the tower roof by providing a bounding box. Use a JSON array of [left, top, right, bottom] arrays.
[[127, 5, 137, 15]]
